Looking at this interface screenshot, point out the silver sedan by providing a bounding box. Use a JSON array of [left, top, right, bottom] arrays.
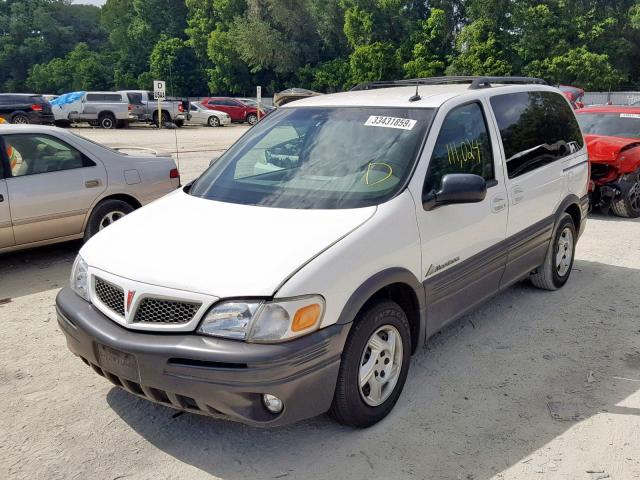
[[187, 102, 231, 127], [0, 125, 180, 253]]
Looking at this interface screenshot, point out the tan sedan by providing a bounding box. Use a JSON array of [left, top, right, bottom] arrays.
[[0, 125, 180, 253]]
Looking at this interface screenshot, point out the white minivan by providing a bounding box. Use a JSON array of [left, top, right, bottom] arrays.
[[57, 77, 589, 428]]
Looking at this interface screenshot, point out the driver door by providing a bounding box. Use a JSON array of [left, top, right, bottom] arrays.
[[1, 133, 106, 245], [412, 100, 509, 334]]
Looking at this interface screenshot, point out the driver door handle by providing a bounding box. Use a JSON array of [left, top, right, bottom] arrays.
[[491, 195, 507, 213], [85, 179, 101, 188]]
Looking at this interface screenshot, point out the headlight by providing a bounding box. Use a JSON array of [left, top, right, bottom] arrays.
[[197, 295, 324, 343], [70, 255, 90, 302]]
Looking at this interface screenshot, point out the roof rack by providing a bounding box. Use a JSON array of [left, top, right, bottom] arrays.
[[350, 76, 548, 92]]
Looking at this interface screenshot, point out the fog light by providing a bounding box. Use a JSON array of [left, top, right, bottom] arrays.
[[262, 394, 283, 414]]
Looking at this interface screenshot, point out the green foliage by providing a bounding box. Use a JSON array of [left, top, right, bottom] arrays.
[[27, 43, 112, 93], [5, 0, 640, 95], [349, 42, 400, 85]]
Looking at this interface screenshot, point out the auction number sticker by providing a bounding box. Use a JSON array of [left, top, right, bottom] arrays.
[[620, 113, 640, 119], [365, 116, 417, 130]]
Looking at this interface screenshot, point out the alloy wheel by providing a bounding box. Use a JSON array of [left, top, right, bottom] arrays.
[[555, 226, 574, 277], [98, 211, 126, 231], [359, 325, 404, 407]]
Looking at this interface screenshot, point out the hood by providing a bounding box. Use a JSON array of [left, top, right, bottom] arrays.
[[584, 134, 640, 163], [81, 189, 376, 298]]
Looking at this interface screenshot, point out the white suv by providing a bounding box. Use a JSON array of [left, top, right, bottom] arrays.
[[57, 77, 589, 428]]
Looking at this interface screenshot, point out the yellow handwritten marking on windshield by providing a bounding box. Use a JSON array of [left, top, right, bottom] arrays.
[[446, 139, 482, 168], [364, 162, 393, 186]]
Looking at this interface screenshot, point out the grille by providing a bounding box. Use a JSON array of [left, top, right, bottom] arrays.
[[95, 277, 125, 317], [133, 298, 201, 324]]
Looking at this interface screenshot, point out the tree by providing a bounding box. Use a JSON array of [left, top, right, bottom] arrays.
[[148, 36, 208, 96], [27, 43, 113, 93]]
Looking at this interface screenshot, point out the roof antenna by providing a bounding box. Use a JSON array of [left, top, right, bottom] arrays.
[[409, 80, 421, 102]]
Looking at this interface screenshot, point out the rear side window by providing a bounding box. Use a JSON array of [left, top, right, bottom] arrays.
[[126, 93, 143, 105], [103, 94, 123, 102], [424, 102, 495, 193], [86, 94, 101, 102], [490, 91, 584, 178]]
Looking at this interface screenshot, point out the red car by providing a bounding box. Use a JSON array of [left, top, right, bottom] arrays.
[[576, 106, 640, 217], [200, 97, 265, 125], [559, 85, 585, 109]]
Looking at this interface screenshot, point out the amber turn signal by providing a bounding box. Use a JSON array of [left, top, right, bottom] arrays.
[[292, 304, 321, 332]]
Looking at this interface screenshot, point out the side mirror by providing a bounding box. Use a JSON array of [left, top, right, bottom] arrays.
[[422, 173, 487, 211]]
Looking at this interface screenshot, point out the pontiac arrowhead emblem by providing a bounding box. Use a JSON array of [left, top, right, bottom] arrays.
[[126, 290, 136, 313]]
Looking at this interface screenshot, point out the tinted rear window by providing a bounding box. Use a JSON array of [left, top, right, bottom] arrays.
[[490, 91, 584, 178]]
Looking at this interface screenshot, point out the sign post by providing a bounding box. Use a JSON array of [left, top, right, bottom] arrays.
[[154, 80, 166, 129], [256, 86, 262, 122]]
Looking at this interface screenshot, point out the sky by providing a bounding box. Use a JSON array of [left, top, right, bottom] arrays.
[[73, 0, 106, 5]]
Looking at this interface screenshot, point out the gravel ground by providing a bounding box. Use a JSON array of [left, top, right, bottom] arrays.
[[1, 127, 639, 480]]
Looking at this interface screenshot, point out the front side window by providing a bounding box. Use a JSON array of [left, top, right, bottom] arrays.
[[577, 112, 640, 139], [3, 134, 94, 177], [424, 102, 495, 194], [190, 107, 434, 209], [491, 91, 584, 178]]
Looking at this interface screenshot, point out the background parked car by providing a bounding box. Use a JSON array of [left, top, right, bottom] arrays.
[[0, 94, 55, 125], [237, 97, 276, 113], [51, 91, 137, 129], [187, 102, 231, 127], [576, 105, 640, 217], [200, 97, 265, 125], [119, 90, 186, 127], [0, 125, 180, 253]]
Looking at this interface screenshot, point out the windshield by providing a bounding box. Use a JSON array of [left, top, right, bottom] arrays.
[[577, 112, 640, 139], [190, 107, 434, 209]]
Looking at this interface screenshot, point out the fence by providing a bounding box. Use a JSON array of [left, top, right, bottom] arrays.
[[583, 92, 640, 106]]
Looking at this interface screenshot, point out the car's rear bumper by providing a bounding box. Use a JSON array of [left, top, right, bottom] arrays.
[[29, 112, 55, 124], [56, 288, 349, 427]]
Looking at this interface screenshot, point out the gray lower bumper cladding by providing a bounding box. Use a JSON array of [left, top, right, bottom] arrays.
[[56, 288, 350, 427]]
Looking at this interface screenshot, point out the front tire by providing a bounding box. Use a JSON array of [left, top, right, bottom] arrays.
[[330, 300, 411, 428], [530, 213, 576, 290], [610, 175, 640, 218], [84, 199, 135, 242], [208, 116, 220, 127]]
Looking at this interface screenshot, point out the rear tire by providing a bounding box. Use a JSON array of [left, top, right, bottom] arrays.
[[208, 116, 220, 127], [12, 114, 29, 124], [610, 175, 640, 218], [84, 199, 135, 242], [530, 213, 576, 290], [329, 300, 411, 428], [175, 119, 184, 128], [246, 113, 258, 125], [99, 113, 116, 129]]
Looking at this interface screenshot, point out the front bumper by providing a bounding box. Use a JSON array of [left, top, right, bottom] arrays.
[[56, 288, 349, 427]]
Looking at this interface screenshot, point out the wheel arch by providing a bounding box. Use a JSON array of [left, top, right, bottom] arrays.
[[82, 193, 142, 230], [555, 194, 583, 233], [336, 268, 426, 354]]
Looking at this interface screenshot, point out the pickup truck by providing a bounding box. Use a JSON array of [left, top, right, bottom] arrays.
[[119, 90, 187, 127], [50, 91, 138, 129]]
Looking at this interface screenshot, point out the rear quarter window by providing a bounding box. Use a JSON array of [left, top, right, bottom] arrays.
[[490, 91, 584, 178]]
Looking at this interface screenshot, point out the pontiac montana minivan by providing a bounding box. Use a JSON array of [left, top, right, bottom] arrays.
[[57, 77, 589, 428]]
